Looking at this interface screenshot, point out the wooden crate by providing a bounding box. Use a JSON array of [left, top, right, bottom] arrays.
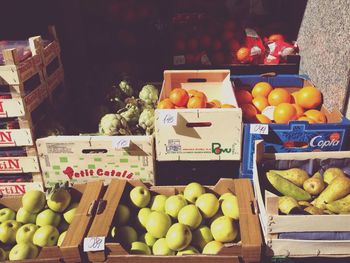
[[85, 178, 262, 263], [36, 135, 155, 187], [253, 140, 350, 258], [0, 181, 102, 262], [155, 70, 242, 161]]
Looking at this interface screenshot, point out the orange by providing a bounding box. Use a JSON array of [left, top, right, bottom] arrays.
[[221, 104, 235, 108], [169, 88, 189, 107], [241, 103, 258, 122], [297, 116, 316, 123], [188, 90, 208, 103], [297, 86, 322, 109], [157, 98, 175, 109], [304, 109, 327, 123], [187, 96, 206, 108], [291, 91, 299, 104], [268, 88, 291, 106], [292, 104, 304, 118], [207, 99, 221, 108], [252, 96, 269, 112], [252, 82, 273, 98], [273, 103, 297, 124], [236, 47, 251, 62], [256, 114, 272, 124], [235, 89, 253, 105]]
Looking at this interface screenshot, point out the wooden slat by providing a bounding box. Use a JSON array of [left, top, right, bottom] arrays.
[[107, 255, 241, 263]]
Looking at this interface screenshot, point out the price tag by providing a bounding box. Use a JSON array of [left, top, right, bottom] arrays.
[[159, 110, 177, 126], [250, 124, 269, 135], [173, 55, 186, 65], [112, 137, 131, 149], [262, 106, 275, 121], [83, 236, 105, 252]]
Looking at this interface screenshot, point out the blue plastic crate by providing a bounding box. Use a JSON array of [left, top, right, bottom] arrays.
[[231, 74, 350, 179]]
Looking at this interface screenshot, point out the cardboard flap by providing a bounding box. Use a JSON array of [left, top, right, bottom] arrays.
[[0, 129, 33, 147], [212, 178, 235, 194]]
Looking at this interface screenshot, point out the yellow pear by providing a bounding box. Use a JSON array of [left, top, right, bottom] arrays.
[[323, 168, 345, 184], [304, 206, 324, 215], [325, 194, 350, 214], [278, 196, 299, 214], [303, 172, 325, 195], [269, 168, 309, 187], [313, 175, 350, 209]]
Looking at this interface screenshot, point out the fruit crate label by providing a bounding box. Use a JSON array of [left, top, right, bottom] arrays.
[[0, 99, 25, 118], [250, 124, 269, 135], [83, 236, 105, 252], [262, 106, 275, 120], [0, 156, 39, 173], [0, 182, 43, 196], [0, 129, 33, 147], [159, 110, 177, 126], [112, 137, 131, 149]]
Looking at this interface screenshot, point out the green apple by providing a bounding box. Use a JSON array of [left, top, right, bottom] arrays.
[[152, 238, 175, 255], [0, 208, 15, 223], [130, 186, 151, 208], [202, 240, 223, 254], [47, 188, 72, 213], [16, 207, 37, 224], [150, 195, 167, 212], [221, 195, 239, 220], [58, 219, 69, 232], [33, 225, 59, 247], [22, 190, 46, 213], [146, 211, 171, 238], [184, 182, 205, 203], [63, 202, 78, 224], [117, 226, 137, 245], [165, 195, 187, 218], [16, 223, 38, 244], [176, 245, 199, 255], [195, 193, 219, 218], [210, 216, 238, 242], [165, 223, 192, 251], [0, 220, 22, 244], [9, 243, 38, 260], [114, 204, 130, 226], [0, 247, 6, 261], [57, 231, 66, 246], [110, 226, 117, 239], [178, 204, 202, 229], [139, 232, 157, 247], [36, 209, 61, 227], [219, 192, 234, 202], [191, 225, 213, 250], [130, 241, 151, 255], [137, 207, 152, 229]]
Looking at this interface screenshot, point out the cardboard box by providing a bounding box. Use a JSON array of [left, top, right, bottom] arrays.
[[230, 74, 350, 179], [85, 178, 262, 263], [36, 135, 155, 187], [0, 181, 99, 262], [155, 70, 242, 161], [253, 140, 350, 257]]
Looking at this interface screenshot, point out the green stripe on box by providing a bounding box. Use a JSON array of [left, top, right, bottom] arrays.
[[55, 172, 60, 175], [107, 155, 114, 157], [45, 172, 50, 178], [107, 162, 115, 165], [94, 158, 102, 162], [79, 158, 85, 160], [123, 152, 129, 156], [135, 172, 140, 176], [53, 165, 60, 170], [88, 164, 96, 169], [131, 165, 138, 168], [59, 157, 68, 163], [73, 165, 78, 168], [91, 176, 99, 179], [141, 168, 145, 171], [120, 159, 128, 163]]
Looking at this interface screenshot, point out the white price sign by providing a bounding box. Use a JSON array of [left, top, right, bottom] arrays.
[[250, 124, 269, 135], [83, 236, 105, 252], [173, 55, 186, 65], [160, 110, 177, 126], [112, 137, 131, 149]]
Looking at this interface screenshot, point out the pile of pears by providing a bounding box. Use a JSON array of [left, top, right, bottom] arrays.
[[109, 182, 240, 256], [0, 188, 78, 261], [266, 167, 350, 215]]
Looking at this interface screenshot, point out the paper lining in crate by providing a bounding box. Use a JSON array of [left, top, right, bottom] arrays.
[[253, 140, 350, 258], [155, 70, 242, 161], [36, 135, 155, 187]]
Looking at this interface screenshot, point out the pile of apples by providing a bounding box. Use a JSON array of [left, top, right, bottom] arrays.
[[108, 182, 240, 256], [0, 188, 77, 260], [157, 88, 235, 109], [235, 82, 324, 124]]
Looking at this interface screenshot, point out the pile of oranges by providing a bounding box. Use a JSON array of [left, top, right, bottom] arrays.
[[157, 88, 235, 109], [235, 82, 325, 124]]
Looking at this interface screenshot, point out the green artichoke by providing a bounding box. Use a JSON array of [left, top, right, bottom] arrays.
[[138, 108, 155, 135], [119, 80, 134, 97], [119, 104, 141, 125], [139, 84, 159, 106], [99, 113, 132, 136]]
